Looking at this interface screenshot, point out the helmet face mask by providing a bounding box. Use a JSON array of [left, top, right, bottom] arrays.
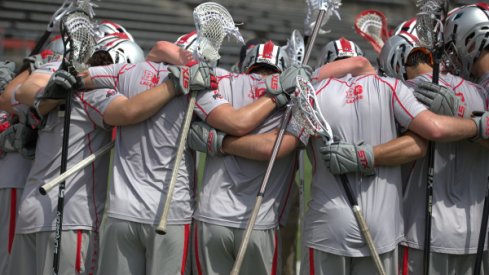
[[240, 41, 289, 74], [316, 38, 364, 67], [443, 4, 489, 79]]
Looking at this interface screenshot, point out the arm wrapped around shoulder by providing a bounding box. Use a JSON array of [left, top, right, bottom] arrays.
[[320, 141, 375, 176], [413, 81, 462, 117], [187, 121, 226, 157], [41, 70, 81, 100], [167, 61, 218, 96], [264, 64, 313, 108]]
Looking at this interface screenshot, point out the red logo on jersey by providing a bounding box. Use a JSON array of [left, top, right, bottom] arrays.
[[249, 87, 266, 100], [181, 67, 190, 89], [357, 150, 370, 169], [455, 92, 466, 117], [271, 75, 279, 90], [140, 70, 159, 88], [105, 90, 117, 98], [346, 85, 364, 104], [212, 90, 224, 100]]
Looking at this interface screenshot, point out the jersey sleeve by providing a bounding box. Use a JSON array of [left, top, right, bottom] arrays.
[[88, 63, 128, 89], [392, 80, 427, 129], [33, 61, 61, 74], [76, 88, 122, 129], [194, 67, 232, 121]]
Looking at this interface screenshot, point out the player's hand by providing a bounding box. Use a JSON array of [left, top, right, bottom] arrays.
[[41, 70, 79, 100], [320, 141, 375, 176], [265, 64, 313, 108], [0, 61, 16, 91], [187, 121, 226, 157], [470, 111, 489, 141], [168, 61, 218, 96], [414, 81, 463, 117]]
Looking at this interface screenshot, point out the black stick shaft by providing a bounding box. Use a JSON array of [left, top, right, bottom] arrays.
[[53, 85, 72, 275], [474, 177, 489, 275]]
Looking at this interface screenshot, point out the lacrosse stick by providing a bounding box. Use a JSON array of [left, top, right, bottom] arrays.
[[474, 176, 489, 275], [231, 1, 341, 274], [39, 141, 114, 195], [155, 2, 243, 235], [292, 76, 386, 275], [52, 3, 96, 274], [354, 10, 389, 55], [415, 2, 448, 274]]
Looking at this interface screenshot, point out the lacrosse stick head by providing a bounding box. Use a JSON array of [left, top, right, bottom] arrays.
[[193, 2, 244, 64], [378, 32, 431, 81], [304, 0, 342, 36], [241, 41, 289, 74], [354, 10, 389, 54], [283, 30, 305, 66], [291, 75, 333, 144], [415, 0, 449, 50], [442, 3, 489, 79], [59, 6, 97, 73], [316, 37, 363, 68]]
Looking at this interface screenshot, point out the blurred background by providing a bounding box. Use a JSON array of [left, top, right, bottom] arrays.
[[0, 0, 478, 70]]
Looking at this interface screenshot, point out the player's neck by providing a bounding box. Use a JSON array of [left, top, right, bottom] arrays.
[[472, 50, 489, 79], [406, 63, 432, 80]]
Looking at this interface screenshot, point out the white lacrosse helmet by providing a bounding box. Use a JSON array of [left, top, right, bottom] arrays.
[[43, 35, 65, 56], [175, 31, 199, 52], [393, 18, 418, 37], [241, 40, 289, 74], [443, 3, 489, 78], [317, 37, 364, 67], [95, 35, 144, 64], [97, 20, 135, 41], [378, 32, 430, 80]]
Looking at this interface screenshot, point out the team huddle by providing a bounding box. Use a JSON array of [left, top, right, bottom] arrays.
[[0, 1, 489, 275]]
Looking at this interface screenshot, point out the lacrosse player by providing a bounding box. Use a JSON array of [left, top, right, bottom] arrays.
[[5, 36, 156, 275], [213, 38, 488, 275], [375, 29, 489, 274], [184, 40, 314, 275]]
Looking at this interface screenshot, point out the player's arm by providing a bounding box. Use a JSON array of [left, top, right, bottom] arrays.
[[315, 56, 375, 81], [408, 110, 478, 141], [0, 70, 30, 114], [103, 79, 177, 126], [206, 97, 278, 136], [146, 41, 196, 65], [373, 131, 428, 166]]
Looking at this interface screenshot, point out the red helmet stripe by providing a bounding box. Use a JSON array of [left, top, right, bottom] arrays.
[[262, 40, 275, 58]]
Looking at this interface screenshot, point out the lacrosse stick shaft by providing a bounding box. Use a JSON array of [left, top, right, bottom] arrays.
[[423, 142, 434, 275], [474, 177, 489, 275], [339, 174, 386, 275], [155, 91, 197, 235], [303, 10, 326, 65], [52, 88, 72, 274], [231, 104, 293, 275], [39, 141, 114, 195]]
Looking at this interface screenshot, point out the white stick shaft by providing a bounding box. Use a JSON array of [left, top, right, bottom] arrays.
[[352, 206, 386, 275], [156, 91, 197, 235], [39, 141, 114, 195]]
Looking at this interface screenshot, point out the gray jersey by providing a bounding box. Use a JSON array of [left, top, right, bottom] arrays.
[[88, 62, 195, 225], [478, 72, 489, 93], [193, 71, 297, 230], [402, 73, 489, 254], [287, 74, 426, 256], [16, 84, 116, 234], [0, 111, 32, 189]]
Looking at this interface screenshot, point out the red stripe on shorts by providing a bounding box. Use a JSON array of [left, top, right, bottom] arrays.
[[75, 230, 83, 273], [194, 223, 203, 275], [271, 229, 279, 275], [180, 224, 191, 275], [8, 188, 17, 254], [309, 247, 315, 275], [402, 246, 409, 275]]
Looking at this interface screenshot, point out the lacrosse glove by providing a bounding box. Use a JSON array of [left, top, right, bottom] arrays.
[[470, 111, 489, 141], [0, 61, 15, 92], [188, 121, 226, 157], [414, 81, 464, 117], [23, 50, 61, 72], [264, 64, 313, 108], [168, 61, 218, 96], [41, 69, 80, 100], [320, 141, 375, 176], [0, 123, 37, 160]]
